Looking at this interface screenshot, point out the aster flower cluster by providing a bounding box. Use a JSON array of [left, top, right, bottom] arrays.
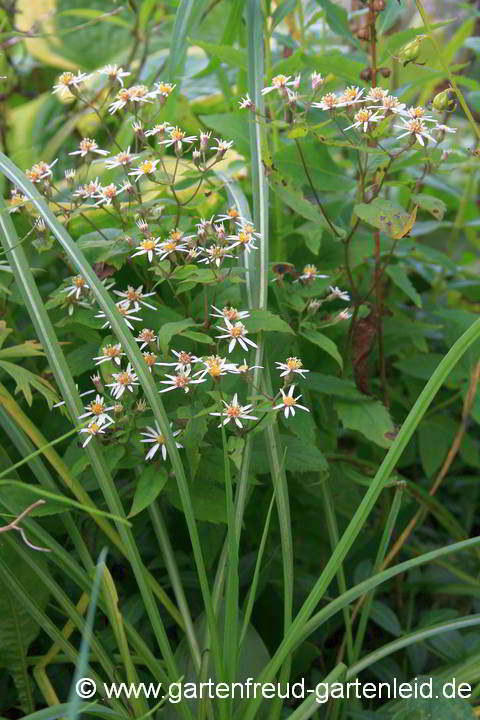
[[63, 293, 315, 460], [241, 73, 457, 148]]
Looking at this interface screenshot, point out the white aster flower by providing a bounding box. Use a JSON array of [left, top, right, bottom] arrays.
[[159, 366, 207, 393], [25, 159, 58, 183], [93, 343, 125, 366], [52, 71, 89, 97], [198, 244, 234, 267], [94, 182, 124, 206], [405, 105, 436, 123], [79, 420, 111, 447], [193, 355, 237, 381], [157, 350, 200, 372], [312, 93, 341, 111], [129, 158, 160, 180], [364, 86, 388, 103], [61, 274, 89, 299], [215, 318, 258, 354], [153, 81, 176, 98], [344, 108, 384, 133], [78, 394, 114, 426], [294, 264, 329, 283], [143, 352, 161, 372], [210, 305, 250, 322], [261, 74, 295, 96], [114, 285, 156, 310], [215, 207, 245, 224], [433, 124, 457, 134], [275, 357, 309, 379], [99, 64, 131, 86], [140, 422, 182, 461], [69, 137, 109, 157], [131, 237, 161, 262], [210, 393, 258, 429], [95, 302, 143, 331], [229, 358, 264, 375], [73, 177, 102, 199], [135, 328, 157, 350], [394, 117, 437, 146], [156, 237, 188, 261], [211, 138, 234, 155], [238, 94, 254, 109], [377, 95, 406, 115], [273, 385, 310, 419], [328, 286, 350, 301], [159, 126, 197, 153], [311, 71, 325, 90], [145, 122, 172, 138], [339, 86, 365, 106], [106, 364, 139, 398], [105, 147, 138, 169]]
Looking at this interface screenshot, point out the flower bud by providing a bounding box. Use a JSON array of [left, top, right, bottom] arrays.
[[432, 89, 449, 111], [398, 34, 426, 67]]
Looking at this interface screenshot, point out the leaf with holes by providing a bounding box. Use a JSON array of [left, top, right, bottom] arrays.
[[354, 199, 417, 239], [411, 193, 447, 221]]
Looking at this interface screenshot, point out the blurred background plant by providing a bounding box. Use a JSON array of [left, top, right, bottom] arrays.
[[0, 1, 479, 720]]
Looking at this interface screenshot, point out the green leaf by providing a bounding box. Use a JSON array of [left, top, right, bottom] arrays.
[[302, 51, 365, 84], [158, 319, 197, 356], [0, 361, 58, 407], [418, 418, 455, 478], [271, 0, 296, 29], [268, 172, 346, 236], [307, 372, 365, 400], [411, 193, 447, 221], [273, 140, 354, 193], [334, 400, 395, 448], [386, 265, 422, 308], [354, 198, 417, 239], [247, 309, 294, 334], [370, 601, 402, 637], [165, 478, 227, 524], [313, 0, 359, 46], [129, 466, 168, 518], [193, 40, 247, 71], [391, 677, 475, 719], [0, 545, 49, 712], [301, 329, 343, 369], [251, 435, 327, 474], [199, 113, 251, 158]]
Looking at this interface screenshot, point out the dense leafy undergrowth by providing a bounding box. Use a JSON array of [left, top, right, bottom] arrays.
[[0, 1, 479, 719]]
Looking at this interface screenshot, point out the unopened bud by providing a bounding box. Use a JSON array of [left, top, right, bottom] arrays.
[[398, 35, 426, 66]]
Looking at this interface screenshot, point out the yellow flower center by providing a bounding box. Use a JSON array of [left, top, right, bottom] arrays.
[[175, 375, 189, 388], [283, 396, 296, 407], [304, 265, 317, 276], [126, 287, 140, 301], [272, 75, 288, 88], [178, 352, 192, 364], [89, 422, 100, 434], [58, 72, 74, 86], [171, 128, 185, 142], [286, 357, 302, 370], [90, 402, 104, 415], [227, 208, 239, 218], [80, 138, 95, 152], [141, 160, 154, 174], [143, 353, 157, 366], [154, 434, 166, 444], [139, 329, 155, 341], [104, 345, 120, 357], [157, 83, 173, 95], [230, 324, 244, 338], [117, 372, 132, 386], [141, 239, 156, 251], [356, 110, 370, 123], [223, 308, 238, 321], [227, 405, 241, 418]]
